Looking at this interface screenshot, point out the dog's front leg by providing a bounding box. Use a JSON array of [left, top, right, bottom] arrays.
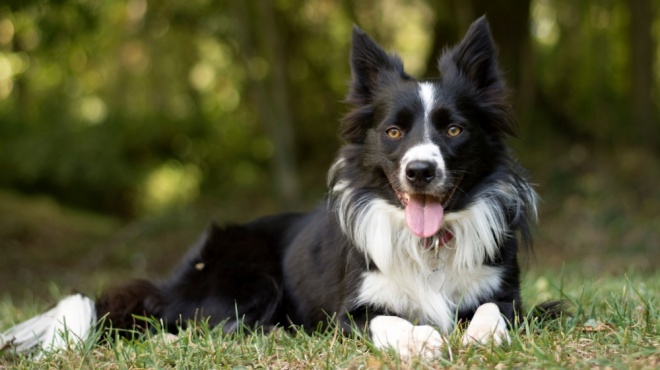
[[461, 303, 511, 345], [369, 315, 444, 359]]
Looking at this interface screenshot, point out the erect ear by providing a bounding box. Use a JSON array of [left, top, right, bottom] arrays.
[[439, 16, 515, 136], [439, 16, 502, 91], [348, 25, 406, 105]]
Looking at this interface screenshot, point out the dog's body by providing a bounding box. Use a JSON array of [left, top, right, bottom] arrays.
[[2, 17, 539, 358]]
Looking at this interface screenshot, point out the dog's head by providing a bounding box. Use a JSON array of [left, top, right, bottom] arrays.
[[340, 17, 515, 239]]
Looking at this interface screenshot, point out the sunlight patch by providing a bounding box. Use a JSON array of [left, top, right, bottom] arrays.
[[531, 0, 560, 47], [74, 95, 108, 125], [141, 160, 202, 214]]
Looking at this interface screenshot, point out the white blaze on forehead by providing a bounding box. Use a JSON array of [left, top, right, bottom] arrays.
[[418, 82, 435, 140], [402, 143, 443, 164], [401, 83, 443, 188], [418, 83, 435, 117]]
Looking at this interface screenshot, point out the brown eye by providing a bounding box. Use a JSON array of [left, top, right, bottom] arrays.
[[447, 125, 462, 137], [386, 127, 403, 139]]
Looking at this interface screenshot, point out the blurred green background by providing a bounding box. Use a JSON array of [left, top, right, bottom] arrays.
[[0, 0, 658, 300]]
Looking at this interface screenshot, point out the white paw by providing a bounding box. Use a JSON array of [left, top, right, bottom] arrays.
[[462, 303, 511, 346], [370, 315, 444, 359], [150, 332, 179, 345]]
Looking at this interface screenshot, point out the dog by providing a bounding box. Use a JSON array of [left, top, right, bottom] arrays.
[[1, 16, 540, 359]]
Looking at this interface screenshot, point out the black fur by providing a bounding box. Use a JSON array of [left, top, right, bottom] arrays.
[[97, 17, 540, 340]]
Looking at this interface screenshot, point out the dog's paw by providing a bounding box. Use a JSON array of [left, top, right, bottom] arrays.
[[370, 315, 444, 359], [461, 303, 511, 346], [150, 332, 179, 345]]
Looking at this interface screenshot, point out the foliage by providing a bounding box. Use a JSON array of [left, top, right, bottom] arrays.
[[0, 0, 420, 215], [0, 0, 656, 217]]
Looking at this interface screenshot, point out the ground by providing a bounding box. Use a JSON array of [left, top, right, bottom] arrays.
[[0, 187, 658, 368]]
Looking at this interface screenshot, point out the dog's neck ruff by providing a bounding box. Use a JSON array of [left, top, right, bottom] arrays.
[[328, 157, 537, 273], [334, 191, 503, 273]]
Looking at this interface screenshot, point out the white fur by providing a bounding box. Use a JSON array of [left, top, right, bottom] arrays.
[[462, 303, 511, 345], [358, 264, 503, 334], [444, 197, 506, 271], [326, 140, 536, 354], [401, 143, 443, 164], [336, 194, 507, 332], [370, 315, 444, 359], [333, 173, 534, 335], [399, 143, 445, 191], [327, 157, 346, 188], [495, 180, 539, 225], [418, 83, 435, 141], [328, 157, 350, 207], [331, 180, 350, 193], [0, 294, 96, 356]]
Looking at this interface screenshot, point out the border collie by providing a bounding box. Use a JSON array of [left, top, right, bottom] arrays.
[[1, 17, 539, 359]]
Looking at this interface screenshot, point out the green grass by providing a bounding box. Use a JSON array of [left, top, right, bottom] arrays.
[[1, 269, 658, 369]]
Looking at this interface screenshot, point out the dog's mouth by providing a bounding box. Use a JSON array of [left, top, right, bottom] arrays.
[[395, 176, 462, 238]]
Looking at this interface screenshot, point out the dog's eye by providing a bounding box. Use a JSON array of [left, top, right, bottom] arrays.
[[447, 125, 462, 137], [386, 128, 403, 139]]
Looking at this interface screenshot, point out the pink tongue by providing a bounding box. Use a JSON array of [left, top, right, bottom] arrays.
[[405, 195, 445, 238]]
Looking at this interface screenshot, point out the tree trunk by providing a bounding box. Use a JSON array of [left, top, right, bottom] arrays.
[[628, 0, 657, 147], [232, 1, 300, 208], [423, 0, 533, 123], [421, 1, 459, 79]]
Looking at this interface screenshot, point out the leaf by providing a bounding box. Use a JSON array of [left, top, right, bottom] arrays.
[[581, 319, 615, 332]]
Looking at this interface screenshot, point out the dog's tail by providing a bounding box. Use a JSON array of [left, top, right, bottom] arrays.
[[0, 294, 96, 356], [530, 300, 572, 320], [1, 280, 162, 357], [522, 300, 573, 328]]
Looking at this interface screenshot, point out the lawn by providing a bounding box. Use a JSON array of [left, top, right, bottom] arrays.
[[1, 268, 657, 369]]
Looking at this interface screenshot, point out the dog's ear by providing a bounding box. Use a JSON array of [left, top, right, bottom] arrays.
[[440, 16, 502, 91], [342, 26, 406, 143], [348, 26, 405, 105], [439, 16, 515, 136]]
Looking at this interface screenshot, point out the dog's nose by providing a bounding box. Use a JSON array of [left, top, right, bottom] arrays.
[[405, 161, 436, 185]]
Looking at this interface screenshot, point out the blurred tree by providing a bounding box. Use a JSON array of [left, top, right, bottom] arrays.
[[421, 0, 533, 119], [0, 0, 658, 220], [628, 0, 656, 147], [232, 1, 300, 207]]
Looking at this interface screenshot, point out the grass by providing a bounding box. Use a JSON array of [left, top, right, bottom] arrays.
[[0, 180, 657, 368], [1, 269, 658, 369]]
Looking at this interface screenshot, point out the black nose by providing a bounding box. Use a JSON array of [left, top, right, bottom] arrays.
[[405, 161, 436, 185]]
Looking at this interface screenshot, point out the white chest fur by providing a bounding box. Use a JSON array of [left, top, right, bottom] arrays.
[[337, 196, 507, 333], [356, 247, 503, 333]]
